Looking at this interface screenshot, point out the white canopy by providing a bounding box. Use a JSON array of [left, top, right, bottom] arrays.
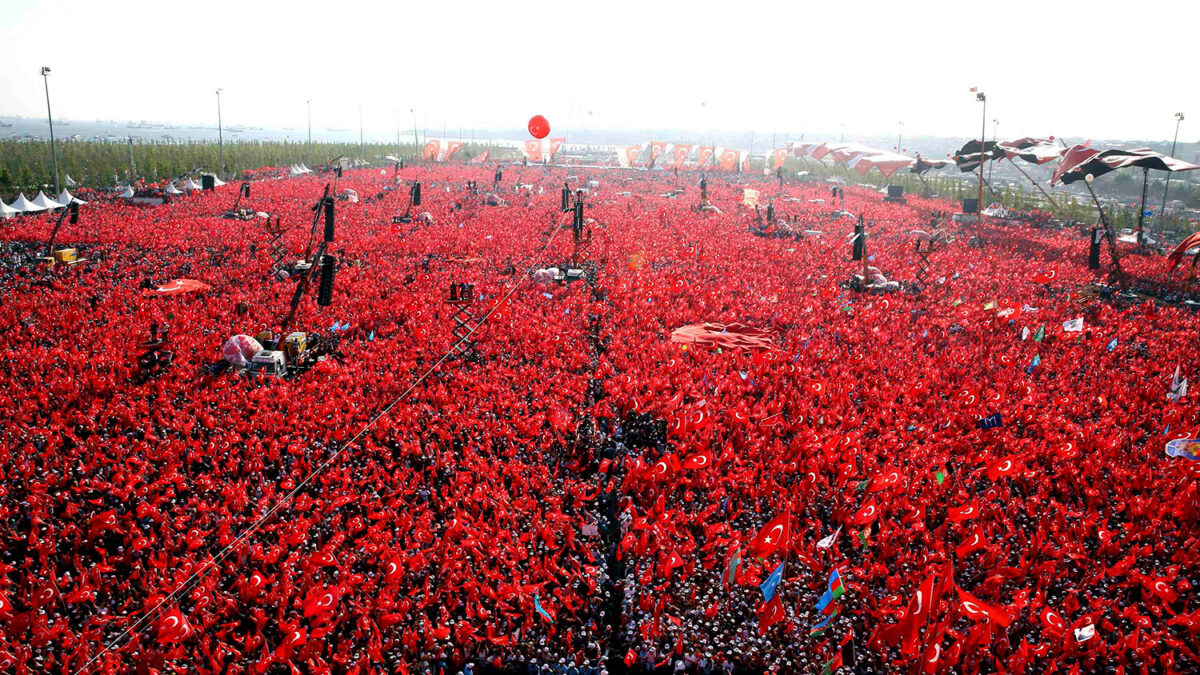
[[33, 191, 64, 210], [182, 178, 202, 190], [119, 186, 135, 198], [0, 200, 17, 219], [9, 193, 45, 212], [64, 174, 78, 187], [164, 182, 184, 195], [57, 188, 85, 205], [203, 174, 226, 187]]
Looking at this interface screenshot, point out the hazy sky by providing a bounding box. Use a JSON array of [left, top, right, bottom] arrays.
[[1, 0, 1196, 143]]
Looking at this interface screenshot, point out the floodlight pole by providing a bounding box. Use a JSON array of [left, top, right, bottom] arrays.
[[897, 121, 903, 157], [1136, 166, 1150, 246], [1159, 112, 1184, 228], [977, 93, 986, 218], [359, 105, 365, 163], [216, 88, 225, 180], [987, 119, 998, 187], [307, 99, 313, 169], [411, 109, 419, 159], [41, 67, 61, 196]]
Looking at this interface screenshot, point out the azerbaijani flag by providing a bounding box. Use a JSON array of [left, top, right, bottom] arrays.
[[829, 569, 845, 601], [810, 607, 839, 636]]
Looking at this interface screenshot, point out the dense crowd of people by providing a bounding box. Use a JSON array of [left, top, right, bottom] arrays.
[[0, 161, 1198, 675]]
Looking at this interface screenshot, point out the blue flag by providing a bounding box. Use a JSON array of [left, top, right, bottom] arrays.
[[1026, 354, 1041, 374], [759, 562, 785, 602], [1107, 338, 1117, 351], [977, 413, 1003, 430], [533, 594, 554, 623]]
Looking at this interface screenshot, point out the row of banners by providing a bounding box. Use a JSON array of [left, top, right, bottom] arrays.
[[617, 142, 752, 173], [421, 136, 758, 172]]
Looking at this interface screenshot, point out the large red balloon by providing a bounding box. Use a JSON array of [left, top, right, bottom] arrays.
[[528, 115, 550, 139]]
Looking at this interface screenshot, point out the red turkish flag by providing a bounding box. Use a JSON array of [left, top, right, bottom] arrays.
[[157, 607, 194, 644], [986, 456, 1022, 481], [947, 502, 980, 523], [239, 571, 270, 601], [275, 626, 307, 660], [901, 574, 936, 645], [89, 510, 120, 535], [1031, 270, 1057, 284], [683, 450, 714, 470], [955, 530, 987, 558], [1040, 606, 1067, 634], [757, 595, 785, 632], [851, 502, 879, 526], [1144, 576, 1179, 604], [748, 512, 791, 558], [523, 139, 544, 163], [868, 466, 901, 492], [303, 586, 340, 619], [956, 587, 1013, 627]]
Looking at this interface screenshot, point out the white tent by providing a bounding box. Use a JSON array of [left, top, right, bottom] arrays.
[[64, 174, 78, 187], [182, 178, 202, 190], [33, 191, 64, 210], [119, 186, 135, 198], [9, 193, 45, 212], [164, 182, 184, 195], [0, 200, 17, 219], [203, 174, 225, 187], [58, 188, 86, 205]]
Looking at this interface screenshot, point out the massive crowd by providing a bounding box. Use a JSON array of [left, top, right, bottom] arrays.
[[0, 161, 1198, 675]]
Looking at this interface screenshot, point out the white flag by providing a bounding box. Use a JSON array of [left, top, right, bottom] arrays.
[[1021, 326, 1030, 341], [1169, 365, 1188, 402], [1074, 624, 1095, 643], [1062, 317, 1084, 332], [816, 526, 841, 549]]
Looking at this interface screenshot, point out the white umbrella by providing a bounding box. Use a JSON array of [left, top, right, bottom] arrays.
[[9, 193, 45, 212]]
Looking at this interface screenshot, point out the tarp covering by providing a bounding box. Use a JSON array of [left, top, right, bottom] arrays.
[[144, 279, 212, 296], [1052, 145, 1200, 185], [670, 322, 775, 350], [997, 138, 1065, 165]]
